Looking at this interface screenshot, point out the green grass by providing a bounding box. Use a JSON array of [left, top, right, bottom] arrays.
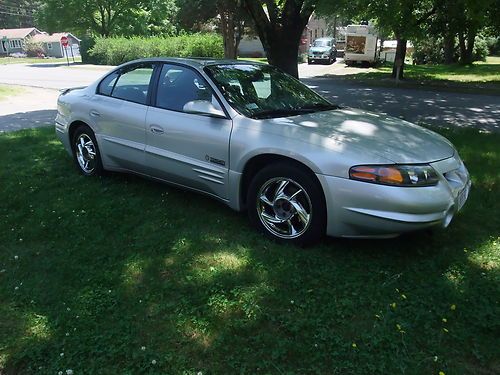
[[0, 84, 24, 100], [1, 127, 499, 374], [0, 56, 82, 65], [350, 56, 500, 87]]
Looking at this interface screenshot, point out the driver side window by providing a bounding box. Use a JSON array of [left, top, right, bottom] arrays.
[[155, 64, 222, 113]]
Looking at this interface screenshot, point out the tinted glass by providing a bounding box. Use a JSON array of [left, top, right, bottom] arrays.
[[98, 72, 119, 96], [155, 64, 221, 112], [205, 64, 335, 119], [111, 65, 154, 105]]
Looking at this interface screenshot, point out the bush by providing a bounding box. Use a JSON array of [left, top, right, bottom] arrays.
[[473, 35, 489, 62], [24, 39, 45, 57], [80, 35, 96, 64], [486, 36, 500, 56], [412, 37, 445, 65], [89, 34, 224, 65], [413, 34, 488, 65]]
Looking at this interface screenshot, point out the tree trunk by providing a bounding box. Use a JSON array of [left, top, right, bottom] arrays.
[[391, 37, 407, 80], [464, 29, 476, 64], [255, 25, 304, 77], [242, 0, 313, 78], [458, 32, 467, 64], [443, 29, 455, 64], [220, 10, 237, 59], [265, 36, 300, 77], [234, 20, 245, 58]]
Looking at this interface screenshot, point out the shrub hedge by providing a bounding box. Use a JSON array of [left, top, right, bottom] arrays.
[[89, 34, 224, 65]]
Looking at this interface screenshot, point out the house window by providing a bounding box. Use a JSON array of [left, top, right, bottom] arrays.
[[47, 43, 52, 50], [9, 39, 22, 48], [314, 29, 317, 39]]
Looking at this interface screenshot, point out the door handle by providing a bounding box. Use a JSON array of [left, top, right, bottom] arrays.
[[89, 110, 100, 117], [150, 125, 164, 135]]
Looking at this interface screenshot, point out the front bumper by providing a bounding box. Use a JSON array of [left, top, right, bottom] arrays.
[[317, 153, 471, 238], [308, 55, 330, 62]]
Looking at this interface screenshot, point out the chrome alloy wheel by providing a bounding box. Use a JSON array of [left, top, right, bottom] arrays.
[[75, 133, 97, 174], [257, 178, 312, 239]]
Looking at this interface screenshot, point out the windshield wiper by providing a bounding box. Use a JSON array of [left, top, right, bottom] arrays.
[[252, 104, 341, 119], [300, 103, 341, 111], [252, 108, 313, 119]]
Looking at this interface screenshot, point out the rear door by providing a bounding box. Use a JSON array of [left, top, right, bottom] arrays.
[[89, 63, 156, 172], [144, 63, 232, 200]]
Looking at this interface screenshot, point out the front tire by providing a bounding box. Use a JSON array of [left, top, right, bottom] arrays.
[[247, 163, 326, 246], [72, 125, 103, 176]]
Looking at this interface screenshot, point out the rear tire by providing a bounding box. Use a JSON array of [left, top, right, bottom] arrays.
[[72, 125, 104, 176], [247, 162, 326, 246]]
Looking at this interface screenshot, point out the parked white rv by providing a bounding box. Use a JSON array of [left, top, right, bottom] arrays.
[[344, 24, 379, 66]]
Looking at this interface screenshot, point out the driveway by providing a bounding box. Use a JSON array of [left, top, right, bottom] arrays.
[[0, 62, 499, 133], [0, 86, 59, 133]]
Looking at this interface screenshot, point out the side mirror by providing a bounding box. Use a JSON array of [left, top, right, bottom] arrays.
[[183, 100, 226, 118]]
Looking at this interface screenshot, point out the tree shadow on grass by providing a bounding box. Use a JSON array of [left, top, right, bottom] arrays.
[[0, 127, 499, 374], [0, 112, 57, 133]]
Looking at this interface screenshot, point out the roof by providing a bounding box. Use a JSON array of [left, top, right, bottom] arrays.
[[32, 32, 81, 43], [382, 40, 414, 49], [120, 57, 266, 69], [0, 27, 38, 39]]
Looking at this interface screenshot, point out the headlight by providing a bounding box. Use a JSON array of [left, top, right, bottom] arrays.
[[349, 164, 439, 187]]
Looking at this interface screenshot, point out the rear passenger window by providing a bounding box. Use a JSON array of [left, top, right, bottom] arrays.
[[110, 64, 154, 105], [98, 72, 119, 96]]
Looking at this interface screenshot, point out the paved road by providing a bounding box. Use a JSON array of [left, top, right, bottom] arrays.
[[1, 62, 499, 132], [304, 77, 500, 132], [0, 62, 111, 89]]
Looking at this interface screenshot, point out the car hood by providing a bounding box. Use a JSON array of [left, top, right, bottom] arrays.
[[309, 47, 330, 53], [268, 107, 455, 164]]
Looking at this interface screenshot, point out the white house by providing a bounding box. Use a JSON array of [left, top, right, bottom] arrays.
[[0, 27, 41, 55], [32, 32, 81, 58], [0, 28, 80, 58]]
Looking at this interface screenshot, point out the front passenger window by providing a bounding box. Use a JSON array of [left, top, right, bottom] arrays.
[[155, 64, 221, 112], [111, 65, 154, 105]]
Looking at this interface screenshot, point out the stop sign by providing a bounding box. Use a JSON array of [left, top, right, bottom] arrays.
[[60, 36, 69, 47]]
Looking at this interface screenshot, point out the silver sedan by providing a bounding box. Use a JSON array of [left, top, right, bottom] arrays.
[[55, 58, 471, 245]]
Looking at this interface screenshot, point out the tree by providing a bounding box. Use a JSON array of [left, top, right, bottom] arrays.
[[114, 0, 178, 36], [242, 0, 316, 77], [177, 0, 248, 59], [318, 0, 435, 79], [0, 0, 41, 29], [451, 0, 492, 64], [36, 0, 177, 37], [366, 0, 436, 79], [416, 0, 494, 65]]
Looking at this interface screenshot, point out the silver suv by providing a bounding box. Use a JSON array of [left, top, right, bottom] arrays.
[[308, 37, 337, 64]]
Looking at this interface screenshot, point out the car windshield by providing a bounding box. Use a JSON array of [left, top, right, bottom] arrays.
[[204, 64, 338, 119], [313, 40, 329, 47]]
